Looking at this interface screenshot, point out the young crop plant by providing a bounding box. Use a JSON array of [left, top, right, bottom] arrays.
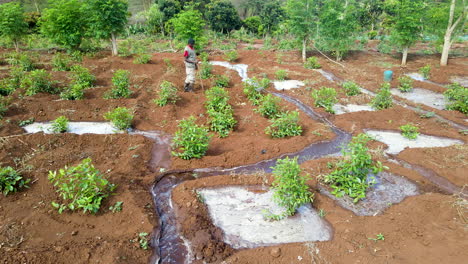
[[48, 158, 116, 214], [205, 86, 230, 112], [342, 81, 361, 96], [207, 109, 237, 138], [398, 75, 414, 92], [109, 201, 123, 213], [243, 77, 269, 105], [70, 65, 95, 88], [224, 50, 238, 62], [52, 53, 72, 71], [0, 166, 29, 196], [275, 69, 288, 80], [104, 107, 133, 130], [60, 83, 86, 100], [133, 53, 151, 64], [200, 61, 213, 79], [50, 116, 69, 133], [371, 82, 393, 110], [255, 94, 282, 119], [264, 157, 313, 221], [21, 69, 55, 96], [154, 81, 179, 106], [0, 96, 12, 118], [265, 111, 302, 138], [105, 69, 131, 99], [172, 116, 212, 160], [5, 52, 35, 71], [213, 74, 230, 88], [419, 65, 431, 79], [324, 134, 386, 203], [311, 87, 338, 113], [0, 78, 16, 96], [444, 82, 467, 114], [304, 56, 321, 69], [400, 123, 419, 140]]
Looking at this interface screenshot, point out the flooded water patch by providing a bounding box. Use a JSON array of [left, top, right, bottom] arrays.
[[332, 104, 375, 115], [198, 186, 332, 249], [273, 80, 304, 91], [366, 130, 463, 155], [23, 122, 119, 134], [210, 61, 249, 81], [450, 76, 468, 87], [319, 172, 419, 216], [390, 88, 447, 110]]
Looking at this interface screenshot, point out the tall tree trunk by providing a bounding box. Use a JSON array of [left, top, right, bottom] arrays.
[[440, 34, 452, 66], [302, 38, 307, 62], [14, 40, 19, 53], [440, 0, 465, 66], [111, 32, 118, 56], [401, 46, 409, 66]]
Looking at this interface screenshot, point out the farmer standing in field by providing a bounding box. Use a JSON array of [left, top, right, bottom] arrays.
[[183, 38, 198, 92]]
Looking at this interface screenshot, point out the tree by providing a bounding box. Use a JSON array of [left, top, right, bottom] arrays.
[[85, 0, 128, 56], [206, 0, 241, 33], [243, 16, 261, 35], [142, 3, 165, 34], [285, 0, 320, 62], [355, 0, 384, 31], [317, 0, 360, 61], [0, 2, 28, 52], [240, 0, 264, 18], [158, 0, 182, 24], [427, 0, 467, 66], [168, 7, 206, 47], [259, 1, 285, 35], [40, 0, 88, 50], [384, 0, 426, 66]]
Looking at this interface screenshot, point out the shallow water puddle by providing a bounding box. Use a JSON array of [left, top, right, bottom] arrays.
[[450, 76, 468, 87], [210, 61, 249, 81], [406, 73, 445, 87], [273, 80, 305, 91], [319, 172, 419, 216], [332, 104, 375, 115], [23, 122, 119, 134], [366, 130, 463, 155], [390, 88, 447, 110], [198, 186, 332, 249], [314, 69, 342, 83]]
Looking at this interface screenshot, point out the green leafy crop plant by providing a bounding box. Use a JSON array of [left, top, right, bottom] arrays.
[[199, 61, 213, 79], [104, 107, 133, 131], [213, 74, 230, 88], [224, 50, 238, 62], [398, 76, 414, 92], [69, 65, 95, 88], [105, 69, 131, 99], [154, 81, 179, 107], [0, 166, 29, 196], [21, 69, 55, 96], [133, 53, 151, 64], [48, 158, 116, 214], [342, 81, 361, 96], [243, 77, 269, 105], [444, 82, 467, 115], [264, 157, 313, 221], [304, 56, 321, 69], [311, 87, 338, 113], [275, 69, 288, 80], [371, 82, 393, 110], [172, 116, 212, 160], [52, 53, 72, 71], [50, 116, 69, 133], [265, 111, 302, 138], [255, 94, 282, 119], [324, 134, 386, 203], [205, 86, 236, 137], [419, 64, 431, 79], [400, 123, 419, 140]]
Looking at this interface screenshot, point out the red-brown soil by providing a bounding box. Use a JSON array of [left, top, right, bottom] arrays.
[[1, 39, 467, 264]]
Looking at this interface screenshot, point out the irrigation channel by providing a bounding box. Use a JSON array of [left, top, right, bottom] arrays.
[[22, 61, 467, 264]]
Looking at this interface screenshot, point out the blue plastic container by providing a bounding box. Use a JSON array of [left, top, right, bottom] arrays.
[[383, 70, 393, 82]]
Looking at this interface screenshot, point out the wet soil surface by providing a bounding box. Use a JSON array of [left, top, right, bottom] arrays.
[[1, 42, 467, 264]]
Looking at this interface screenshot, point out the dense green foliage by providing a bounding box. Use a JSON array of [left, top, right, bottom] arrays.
[[255, 94, 282, 119], [52, 53, 73, 71], [50, 116, 69, 133], [206, 0, 241, 33], [303, 56, 321, 69], [199, 61, 213, 79], [398, 76, 414, 92], [265, 157, 313, 220], [48, 158, 116, 214], [419, 65, 432, 79], [371, 82, 393, 110], [0, 2, 28, 51], [0, 166, 29, 196], [243, 77, 269, 105], [205, 86, 236, 137], [106, 70, 131, 99], [275, 69, 288, 80], [342, 81, 361, 96], [172, 116, 212, 159], [21, 69, 55, 96], [213, 74, 230, 88], [324, 134, 385, 203], [311, 87, 338, 113], [5, 52, 36, 71], [444, 82, 467, 114], [168, 7, 206, 48], [155, 80, 179, 106], [104, 107, 134, 130], [224, 50, 238, 62], [265, 111, 302, 138], [400, 123, 419, 140]]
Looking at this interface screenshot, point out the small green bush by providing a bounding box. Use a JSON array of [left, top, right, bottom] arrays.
[[69, 65, 95, 88], [419, 64, 431, 79], [342, 81, 361, 96], [200, 61, 213, 79], [50, 116, 69, 133], [243, 77, 269, 105], [6, 52, 35, 71], [0, 96, 12, 118], [104, 107, 133, 130], [371, 82, 393, 110], [400, 123, 419, 139], [60, 83, 86, 100], [444, 82, 467, 114], [199, 52, 209, 62], [264, 157, 313, 220], [205, 86, 230, 112], [213, 74, 230, 88], [154, 81, 179, 106], [48, 158, 116, 214], [0, 166, 29, 196], [265, 111, 302, 138], [172, 116, 212, 160], [304, 56, 321, 69], [324, 134, 385, 203], [0, 78, 16, 96], [52, 53, 72, 71], [255, 94, 282, 119], [9, 66, 24, 88], [224, 50, 238, 62], [133, 53, 151, 64], [207, 108, 237, 138], [106, 70, 131, 99], [311, 87, 337, 113], [398, 76, 413, 92], [275, 69, 288, 80], [21, 69, 55, 95]]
